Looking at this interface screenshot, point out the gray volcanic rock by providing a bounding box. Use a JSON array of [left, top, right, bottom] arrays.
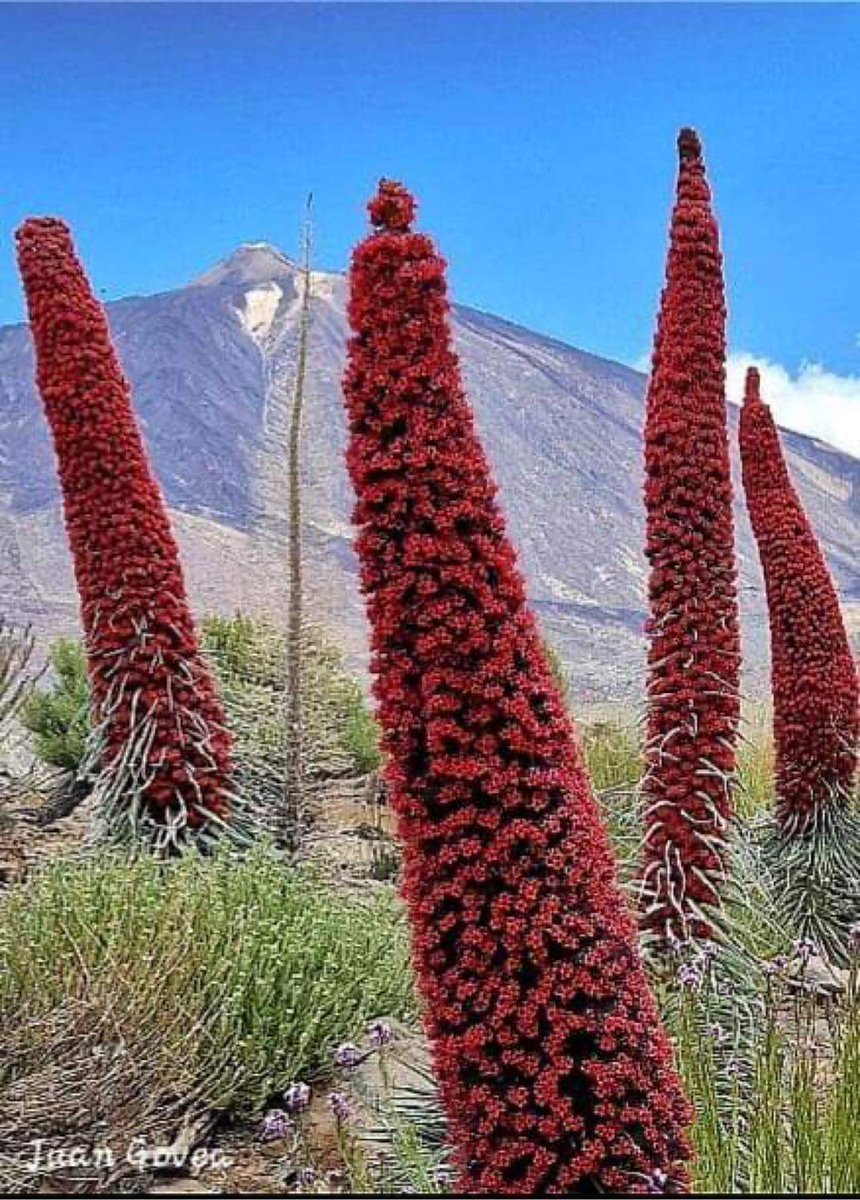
[[1, 244, 858, 703]]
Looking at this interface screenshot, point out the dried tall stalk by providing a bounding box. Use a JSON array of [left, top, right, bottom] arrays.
[[283, 195, 314, 850]]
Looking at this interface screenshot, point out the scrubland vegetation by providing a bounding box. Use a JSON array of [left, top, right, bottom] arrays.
[[2, 711, 859, 1194], [1, 128, 858, 1196]]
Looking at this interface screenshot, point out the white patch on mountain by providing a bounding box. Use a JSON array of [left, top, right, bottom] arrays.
[[310, 271, 339, 302], [236, 282, 283, 342]]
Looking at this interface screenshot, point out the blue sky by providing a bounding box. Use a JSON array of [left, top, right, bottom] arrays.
[[1, 2, 859, 452]]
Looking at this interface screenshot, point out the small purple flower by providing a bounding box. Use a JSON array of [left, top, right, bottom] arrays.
[[283, 1080, 311, 1114], [794, 936, 818, 963], [763, 953, 789, 977], [297, 1166, 317, 1187], [334, 1042, 362, 1070], [260, 1107, 292, 1141], [677, 960, 704, 992], [327, 1090, 352, 1123], [367, 1019, 394, 1049], [725, 1058, 742, 1079]]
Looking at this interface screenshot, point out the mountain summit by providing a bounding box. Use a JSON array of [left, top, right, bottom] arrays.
[[0, 249, 857, 700], [193, 243, 299, 288]]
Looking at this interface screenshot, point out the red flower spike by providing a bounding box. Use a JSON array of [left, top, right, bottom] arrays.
[[16, 218, 233, 837], [368, 177, 417, 232], [343, 180, 692, 1195], [739, 366, 859, 832], [639, 130, 741, 944]]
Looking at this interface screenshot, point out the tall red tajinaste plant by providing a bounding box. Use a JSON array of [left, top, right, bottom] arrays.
[[16, 218, 233, 843], [343, 180, 691, 1196], [640, 129, 741, 944], [739, 366, 859, 832]]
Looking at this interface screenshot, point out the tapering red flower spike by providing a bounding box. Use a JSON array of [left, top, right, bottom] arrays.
[[343, 180, 692, 1196], [740, 366, 859, 832], [639, 129, 741, 944], [16, 218, 233, 843]]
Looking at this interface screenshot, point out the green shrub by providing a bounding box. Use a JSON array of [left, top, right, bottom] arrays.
[[736, 708, 776, 822], [204, 614, 380, 780], [23, 619, 382, 783], [579, 719, 643, 877], [341, 677, 383, 775], [21, 638, 90, 773], [202, 611, 264, 684], [581, 718, 642, 793], [0, 847, 416, 1118]]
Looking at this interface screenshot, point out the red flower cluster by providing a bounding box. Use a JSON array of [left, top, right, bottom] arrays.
[[16, 218, 232, 835], [740, 366, 859, 832], [343, 179, 691, 1196], [639, 130, 741, 944]]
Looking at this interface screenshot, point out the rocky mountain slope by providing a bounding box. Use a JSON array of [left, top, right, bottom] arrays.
[[1, 244, 857, 702]]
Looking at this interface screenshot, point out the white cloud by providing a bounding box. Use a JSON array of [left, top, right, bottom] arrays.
[[632, 350, 860, 460], [726, 354, 860, 460], [628, 350, 858, 460]]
